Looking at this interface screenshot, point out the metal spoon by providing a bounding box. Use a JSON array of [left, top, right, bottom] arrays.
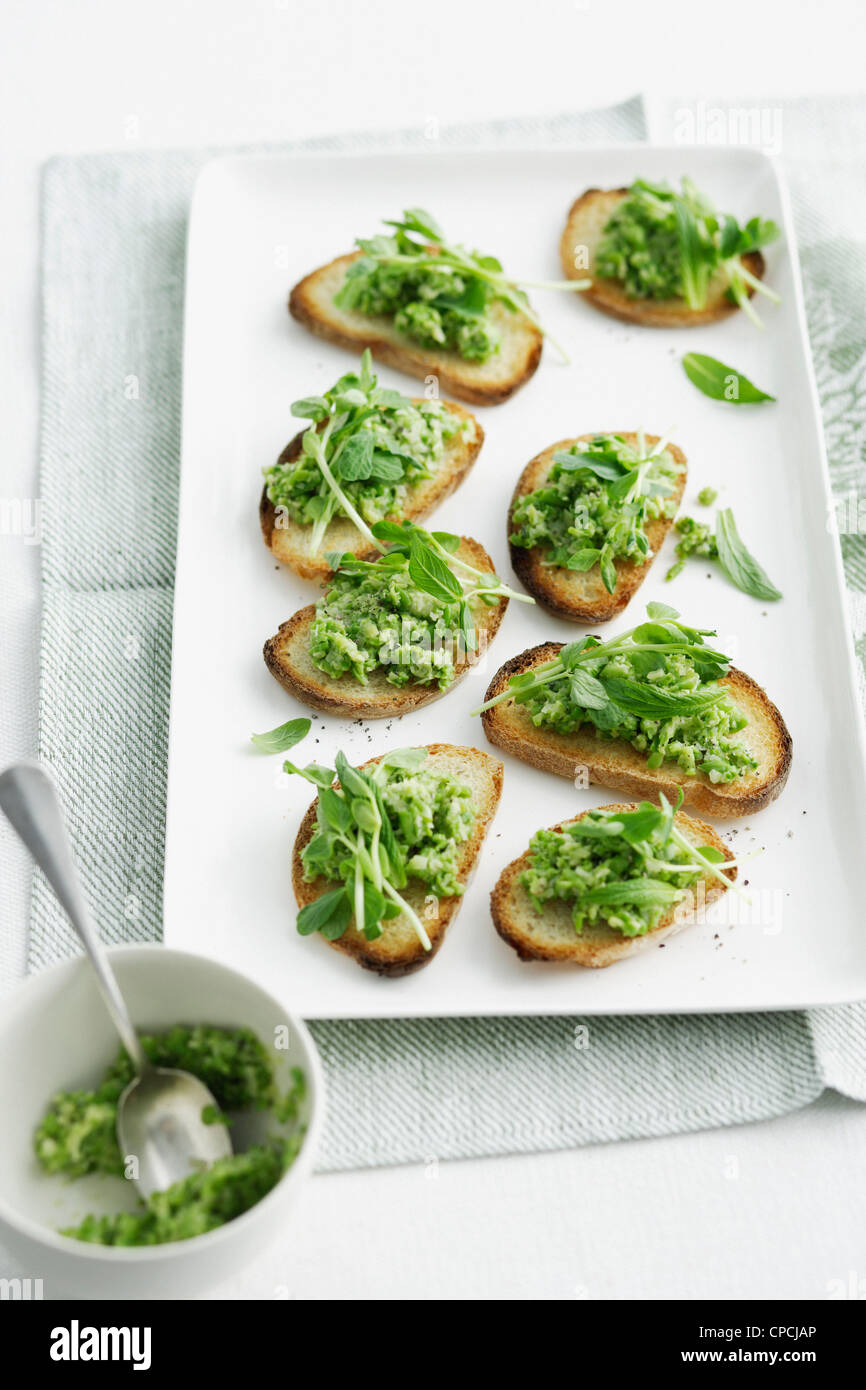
[[0, 761, 232, 1198]]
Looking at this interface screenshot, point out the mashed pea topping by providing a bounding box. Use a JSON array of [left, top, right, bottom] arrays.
[[666, 514, 719, 580], [334, 208, 518, 362], [521, 794, 731, 938], [287, 747, 475, 950], [312, 562, 460, 689], [264, 351, 472, 557], [64, 1142, 300, 1247], [474, 603, 758, 786], [338, 244, 501, 362], [510, 432, 681, 593], [34, 1026, 306, 1247], [311, 520, 526, 691], [332, 208, 585, 364], [594, 178, 780, 324], [299, 750, 473, 903]]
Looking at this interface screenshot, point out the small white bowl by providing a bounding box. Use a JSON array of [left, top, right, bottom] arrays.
[[0, 945, 324, 1299]]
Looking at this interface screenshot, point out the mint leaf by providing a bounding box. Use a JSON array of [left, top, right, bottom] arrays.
[[408, 534, 462, 603], [565, 547, 603, 572], [297, 887, 350, 937], [682, 353, 775, 404], [335, 431, 375, 480], [569, 669, 609, 710], [646, 601, 680, 621], [552, 448, 629, 481], [251, 717, 311, 754], [715, 508, 782, 601], [601, 678, 726, 719], [582, 878, 684, 907]]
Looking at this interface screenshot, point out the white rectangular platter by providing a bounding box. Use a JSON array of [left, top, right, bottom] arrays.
[[165, 144, 866, 1018]]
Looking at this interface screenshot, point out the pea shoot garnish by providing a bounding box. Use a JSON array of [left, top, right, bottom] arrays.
[[264, 351, 468, 557], [288, 747, 475, 950], [335, 207, 589, 364], [522, 789, 751, 938], [595, 178, 780, 326], [474, 602, 758, 786], [312, 521, 532, 690]]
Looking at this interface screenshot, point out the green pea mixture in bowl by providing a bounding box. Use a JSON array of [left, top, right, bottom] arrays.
[[34, 1025, 306, 1247]]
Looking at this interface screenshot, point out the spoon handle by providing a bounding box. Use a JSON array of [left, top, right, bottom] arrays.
[[0, 761, 149, 1074]]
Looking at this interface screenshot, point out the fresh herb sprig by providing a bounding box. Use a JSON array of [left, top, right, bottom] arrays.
[[561, 789, 748, 918], [682, 353, 775, 403], [666, 507, 782, 601], [574, 789, 750, 919], [598, 178, 780, 326], [326, 517, 533, 635], [284, 350, 421, 556], [472, 602, 730, 722], [337, 207, 589, 363], [287, 748, 438, 951], [546, 428, 679, 593], [715, 204, 781, 326], [250, 717, 311, 754], [618, 788, 744, 900], [667, 177, 780, 325]]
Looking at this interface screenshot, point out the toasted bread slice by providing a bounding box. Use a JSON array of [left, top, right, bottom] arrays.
[[491, 803, 736, 968], [560, 188, 766, 328], [260, 400, 483, 581], [481, 643, 792, 818], [509, 432, 687, 622], [264, 537, 508, 718], [289, 252, 543, 406], [292, 744, 503, 976]]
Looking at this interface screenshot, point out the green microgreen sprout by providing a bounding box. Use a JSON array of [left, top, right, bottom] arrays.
[[471, 601, 730, 722], [511, 429, 681, 594], [286, 747, 474, 952], [336, 207, 590, 364], [596, 177, 780, 327]]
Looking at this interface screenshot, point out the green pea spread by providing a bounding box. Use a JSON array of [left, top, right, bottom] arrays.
[[34, 1025, 305, 1246], [522, 798, 727, 938], [510, 433, 681, 593]]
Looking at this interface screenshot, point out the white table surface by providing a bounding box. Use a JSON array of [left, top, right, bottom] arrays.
[[2, 0, 865, 1301]]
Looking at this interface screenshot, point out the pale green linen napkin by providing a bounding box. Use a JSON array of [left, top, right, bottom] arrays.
[[29, 98, 862, 1171]]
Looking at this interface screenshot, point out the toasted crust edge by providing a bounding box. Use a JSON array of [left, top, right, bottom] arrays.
[[561, 188, 767, 328], [480, 642, 793, 818], [289, 252, 543, 406]]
